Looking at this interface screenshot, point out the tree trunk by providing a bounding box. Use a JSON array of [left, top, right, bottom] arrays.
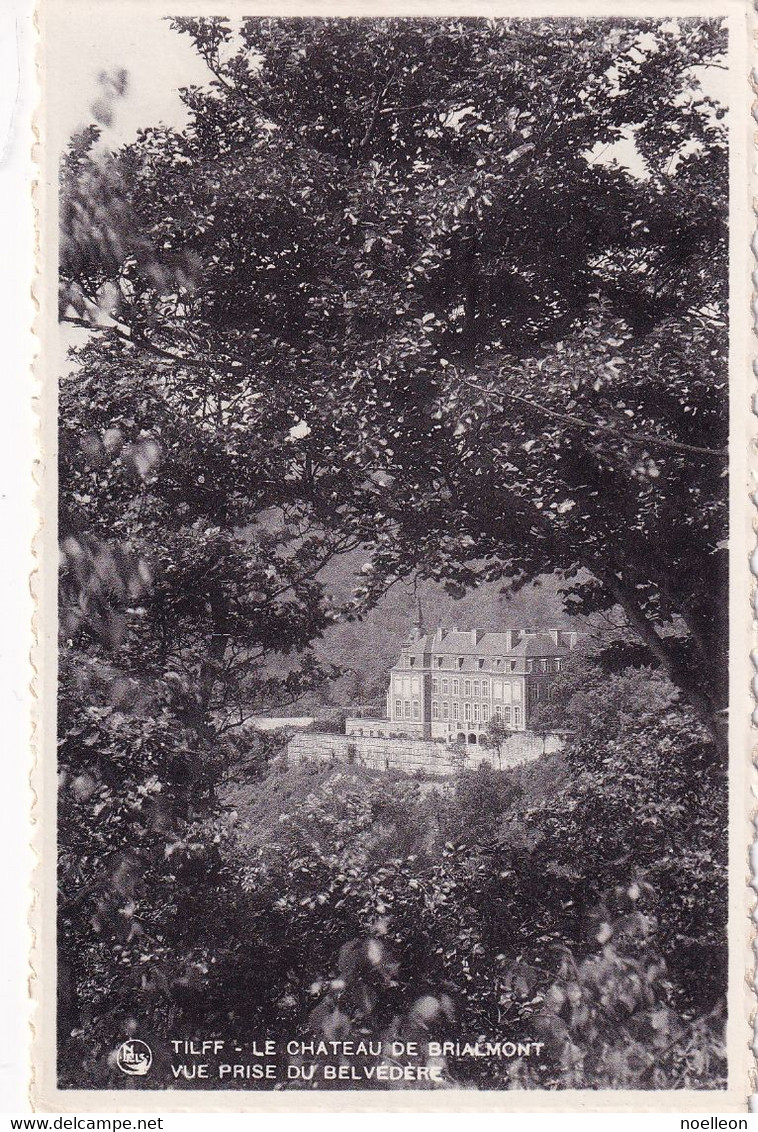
[[596, 567, 727, 761]]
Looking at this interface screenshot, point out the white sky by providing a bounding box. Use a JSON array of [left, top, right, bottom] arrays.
[[48, 9, 211, 149], [52, 10, 212, 371]]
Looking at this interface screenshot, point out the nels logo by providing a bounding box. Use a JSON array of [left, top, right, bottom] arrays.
[[116, 1039, 153, 1076]]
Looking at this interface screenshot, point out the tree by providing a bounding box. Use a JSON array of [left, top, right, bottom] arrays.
[[57, 84, 355, 1082], [480, 717, 511, 769], [490, 659, 727, 1008], [59, 16, 729, 745], [448, 733, 468, 771], [222, 726, 725, 1088]]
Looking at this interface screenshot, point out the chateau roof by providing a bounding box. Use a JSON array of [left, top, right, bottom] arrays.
[[405, 635, 431, 657], [510, 632, 572, 656], [438, 630, 512, 655], [400, 628, 573, 659]]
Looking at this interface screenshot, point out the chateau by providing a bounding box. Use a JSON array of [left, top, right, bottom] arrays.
[[346, 601, 577, 747]]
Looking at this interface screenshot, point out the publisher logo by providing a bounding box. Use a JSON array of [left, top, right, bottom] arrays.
[[116, 1039, 153, 1076]]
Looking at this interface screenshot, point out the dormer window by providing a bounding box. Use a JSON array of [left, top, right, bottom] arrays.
[[495, 658, 502, 669], [436, 657, 444, 668], [457, 657, 464, 669], [477, 658, 485, 670], [409, 657, 416, 667]]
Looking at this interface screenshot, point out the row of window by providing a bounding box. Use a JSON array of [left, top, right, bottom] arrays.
[[436, 656, 520, 671], [433, 700, 490, 723], [394, 682, 524, 705], [497, 705, 521, 725], [429, 672, 558, 696], [395, 700, 422, 720], [409, 656, 516, 671], [395, 680, 558, 707], [433, 677, 499, 696], [393, 700, 523, 726]]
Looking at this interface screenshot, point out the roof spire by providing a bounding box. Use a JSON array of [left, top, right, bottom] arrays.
[[409, 594, 425, 642]]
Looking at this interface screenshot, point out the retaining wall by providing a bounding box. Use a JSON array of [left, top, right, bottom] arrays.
[[286, 729, 563, 777]]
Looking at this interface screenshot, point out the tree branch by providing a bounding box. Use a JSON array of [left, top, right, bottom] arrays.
[[356, 69, 397, 154], [456, 372, 727, 459], [61, 315, 207, 371]]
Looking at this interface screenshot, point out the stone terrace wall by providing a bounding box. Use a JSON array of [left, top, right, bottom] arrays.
[[286, 730, 563, 777]]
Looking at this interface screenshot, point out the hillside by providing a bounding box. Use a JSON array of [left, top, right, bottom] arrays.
[[305, 558, 584, 706], [221, 751, 572, 863]]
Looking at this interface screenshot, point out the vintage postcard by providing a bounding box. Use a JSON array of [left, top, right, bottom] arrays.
[[33, 0, 754, 1112]]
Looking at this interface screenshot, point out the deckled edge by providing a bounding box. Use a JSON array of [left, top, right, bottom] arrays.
[[29, 0, 43, 1112], [749, 0, 758, 1112]]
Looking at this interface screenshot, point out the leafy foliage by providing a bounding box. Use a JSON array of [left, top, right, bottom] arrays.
[[216, 684, 726, 1090]]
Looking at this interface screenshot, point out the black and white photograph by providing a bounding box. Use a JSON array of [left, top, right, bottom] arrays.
[[36, 0, 752, 1110]]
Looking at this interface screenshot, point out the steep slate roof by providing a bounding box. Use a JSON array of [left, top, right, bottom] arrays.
[[404, 636, 430, 658], [436, 631, 514, 655], [397, 628, 572, 663], [436, 630, 481, 653], [509, 632, 571, 656]]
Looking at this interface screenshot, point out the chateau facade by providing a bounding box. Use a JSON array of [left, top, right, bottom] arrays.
[[346, 603, 577, 747]]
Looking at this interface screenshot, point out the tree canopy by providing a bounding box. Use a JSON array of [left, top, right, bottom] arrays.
[[60, 16, 729, 738]]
